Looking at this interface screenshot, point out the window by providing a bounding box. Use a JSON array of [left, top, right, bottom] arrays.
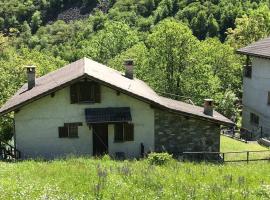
[[244, 64, 252, 78], [58, 122, 82, 138], [70, 81, 100, 104], [244, 56, 252, 78], [114, 123, 134, 142], [250, 113, 259, 126]]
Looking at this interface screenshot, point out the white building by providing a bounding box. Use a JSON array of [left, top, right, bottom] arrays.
[[238, 37, 270, 138], [0, 58, 232, 159]]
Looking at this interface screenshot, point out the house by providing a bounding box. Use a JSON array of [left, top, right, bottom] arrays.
[[0, 58, 233, 159], [237, 37, 270, 138]]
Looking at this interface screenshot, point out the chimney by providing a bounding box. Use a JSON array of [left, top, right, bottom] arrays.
[[204, 99, 214, 116], [124, 59, 134, 79], [26, 66, 36, 90]]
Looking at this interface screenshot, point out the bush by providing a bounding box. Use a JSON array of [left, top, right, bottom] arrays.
[[147, 152, 173, 165]]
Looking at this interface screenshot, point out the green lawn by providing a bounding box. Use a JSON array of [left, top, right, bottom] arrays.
[[220, 135, 270, 161], [0, 137, 269, 199]]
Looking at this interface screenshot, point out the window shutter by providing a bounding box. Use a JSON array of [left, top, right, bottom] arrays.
[[114, 124, 124, 142], [124, 123, 134, 141], [94, 83, 101, 103], [70, 84, 78, 104], [68, 124, 78, 138], [59, 127, 68, 138]]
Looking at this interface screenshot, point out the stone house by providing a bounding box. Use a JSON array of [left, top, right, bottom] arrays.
[[237, 37, 270, 138], [0, 58, 233, 159]]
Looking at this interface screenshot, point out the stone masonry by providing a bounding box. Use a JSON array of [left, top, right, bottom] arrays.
[[154, 109, 220, 155]]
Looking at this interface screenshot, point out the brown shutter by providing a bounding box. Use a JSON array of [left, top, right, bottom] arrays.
[[59, 127, 68, 138], [68, 124, 79, 138], [114, 124, 124, 142], [70, 84, 78, 104], [124, 123, 134, 141], [94, 83, 101, 103]]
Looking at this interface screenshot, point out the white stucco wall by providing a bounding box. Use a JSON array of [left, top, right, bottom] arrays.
[[15, 83, 154, 159], [242, 57, 270, 136]]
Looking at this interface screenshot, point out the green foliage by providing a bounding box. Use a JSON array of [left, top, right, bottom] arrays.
[[226, 4, 270, 48], [147, 152, 173, 165], [147, 18, 197, 93], [78, 21, 139, 63]]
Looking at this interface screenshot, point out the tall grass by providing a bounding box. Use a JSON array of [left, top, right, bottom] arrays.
[[0, 157, 270, 199]]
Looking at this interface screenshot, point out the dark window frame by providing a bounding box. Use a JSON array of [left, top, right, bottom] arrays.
[[244, 65, 252, 78], [244, 56, 252, 78], [114, 123, 134, 143], [58, 122, 82, 138], [70, 81, 101, 104]]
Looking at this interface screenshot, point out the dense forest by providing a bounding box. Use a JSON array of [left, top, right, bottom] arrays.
[[1, 0, 270, 140]]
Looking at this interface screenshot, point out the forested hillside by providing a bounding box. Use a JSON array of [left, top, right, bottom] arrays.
[[1, 0, 270, 140]]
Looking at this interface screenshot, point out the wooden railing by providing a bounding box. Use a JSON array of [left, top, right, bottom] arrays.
[[0, 140, 21, 160], [183, 150, 270, 163]]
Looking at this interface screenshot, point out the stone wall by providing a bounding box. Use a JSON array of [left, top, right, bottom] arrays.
[[154, 109, 220, 155]]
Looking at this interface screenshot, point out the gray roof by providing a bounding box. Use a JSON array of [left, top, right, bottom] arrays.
[[237, 37, 270, 59], [0, 58, 233, 126]]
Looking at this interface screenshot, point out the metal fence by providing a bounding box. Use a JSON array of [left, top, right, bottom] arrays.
[[183, 150, 270, 163]]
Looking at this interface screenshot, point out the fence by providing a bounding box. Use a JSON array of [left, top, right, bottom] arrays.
[[183, 150, 270, 163]]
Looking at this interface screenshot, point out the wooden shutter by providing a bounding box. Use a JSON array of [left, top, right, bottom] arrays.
[[124, 123, 134, 141], [70, 84, 78, 104], [114, 124, 124, 142], [68, 124, 78, 138], [59, 127, 68, 138], [94, 83, 101, 103]]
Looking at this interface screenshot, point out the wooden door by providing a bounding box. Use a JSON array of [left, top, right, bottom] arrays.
[[92, 124, 108, 156]]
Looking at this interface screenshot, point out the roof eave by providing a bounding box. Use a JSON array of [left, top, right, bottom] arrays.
[[236, 50, 270, 60]]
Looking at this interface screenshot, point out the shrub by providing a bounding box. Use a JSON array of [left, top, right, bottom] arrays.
[[147, 152, 173, 165]]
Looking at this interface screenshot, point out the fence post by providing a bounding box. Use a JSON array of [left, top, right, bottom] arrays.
[[247, 151, 249, 163]]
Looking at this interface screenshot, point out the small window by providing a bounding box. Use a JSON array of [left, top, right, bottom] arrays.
[[244, 56, 252, 78], [58, 122, 82, 138], [114, 123, 134, 142], [244, 65, 252, 78], [250, 113, 259, 126], [70, 81, 100, 104]]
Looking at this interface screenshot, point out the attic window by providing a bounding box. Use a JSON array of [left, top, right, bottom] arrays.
[[114, 123, 134, 142], [70, 81, 100, 104], [58, 122, 82, 138]]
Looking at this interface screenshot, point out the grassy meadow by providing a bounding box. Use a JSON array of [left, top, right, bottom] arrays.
[[0, 136, 269, 199]]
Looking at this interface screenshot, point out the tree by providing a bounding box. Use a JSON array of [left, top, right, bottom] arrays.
[[226, 5, 270, 49], [78, 21, 139, 64], [147, 18, 198, 94], [19, 21, 32, 44], [31, 11, 42, 32], [207, 14, 219, 38], [191, 11, 208, 40]]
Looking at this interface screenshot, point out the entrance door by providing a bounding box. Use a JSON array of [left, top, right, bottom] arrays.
[[92, 124, 108, 156]]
